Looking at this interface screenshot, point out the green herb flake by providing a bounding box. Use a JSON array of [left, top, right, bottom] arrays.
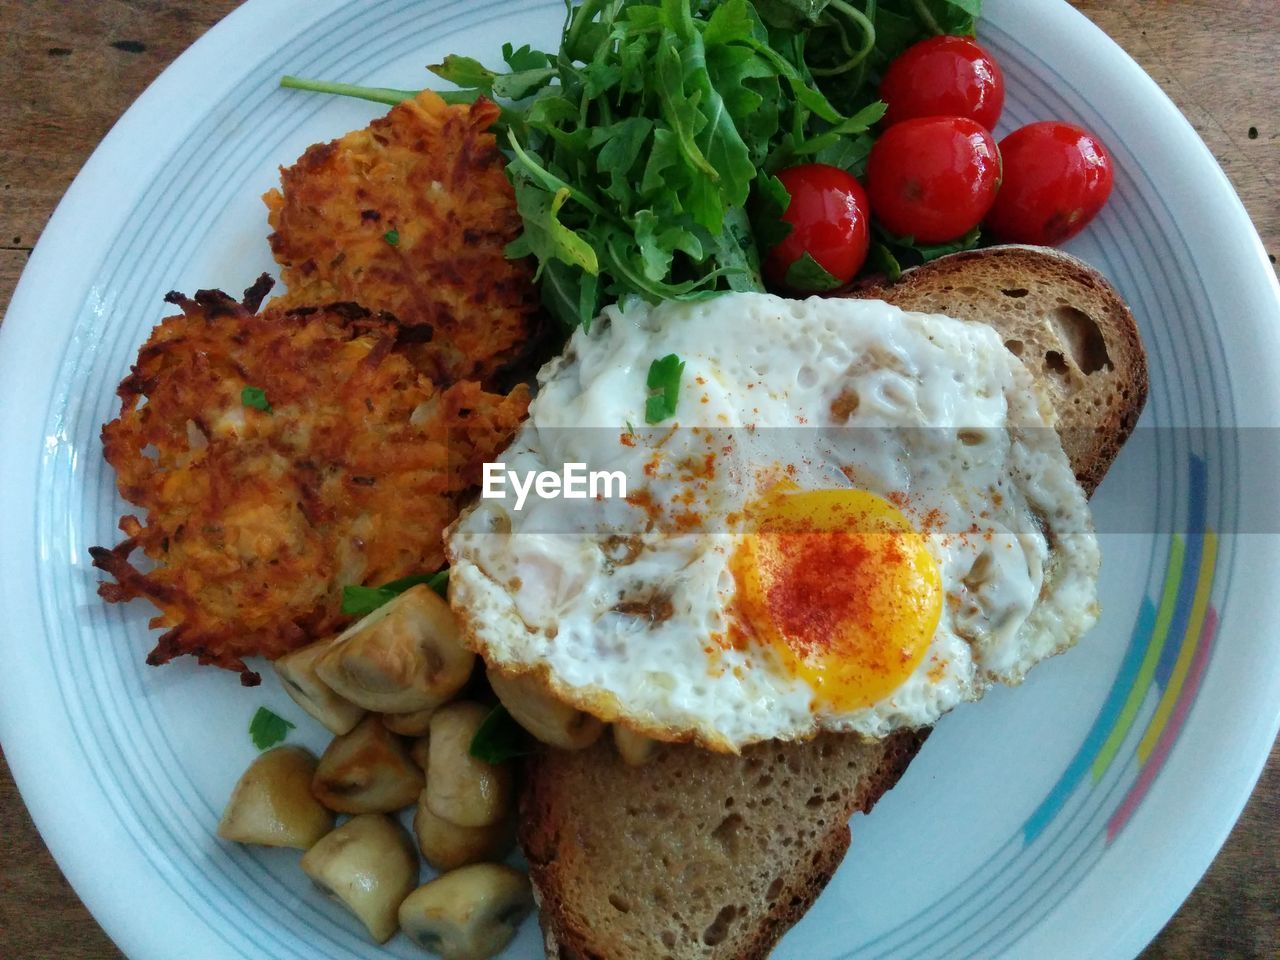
[[241, 386, 271, 412], [783, 251, 844, 293], [469, 704, 532, 764], [249, 706, 294, 751], [341, 568, 448, 616], [383, 228, 400, 246], [644, 353, 685, 424]]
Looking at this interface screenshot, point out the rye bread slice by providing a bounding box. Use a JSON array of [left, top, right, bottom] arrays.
[[520, 245, 1148, 960], [865, 244, 1148, 494], [522, 730, 927, 960]]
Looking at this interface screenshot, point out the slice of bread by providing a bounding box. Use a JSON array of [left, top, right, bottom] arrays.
[[861, 244, 1147, 494], [519, 245, 1148, 960]]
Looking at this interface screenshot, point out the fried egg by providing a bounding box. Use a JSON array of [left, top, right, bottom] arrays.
[[446, 293, 1099, 750]]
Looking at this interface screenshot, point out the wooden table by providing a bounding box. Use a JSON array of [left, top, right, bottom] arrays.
[[0, 2, 1275, 957]]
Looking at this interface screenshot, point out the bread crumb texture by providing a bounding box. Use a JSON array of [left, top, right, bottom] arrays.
[[521, 731, 925, 960]]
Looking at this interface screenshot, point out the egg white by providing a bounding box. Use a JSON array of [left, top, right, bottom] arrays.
[[447, 293, 1099, 749]]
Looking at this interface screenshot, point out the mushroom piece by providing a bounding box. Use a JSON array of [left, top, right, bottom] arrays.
[[612, 724, 658, 767], [398, 864, 533, 960], [316, 585, 474, 714], [427, 702, 514, 828], [218, 746, 334, 849], [300, 814, 418, 944], [312, 715, 424, 814], [382, 706, 437, 737], [273, 636, 366, 735], [413, 790, 515, 871], [487, 668, 604, 751]]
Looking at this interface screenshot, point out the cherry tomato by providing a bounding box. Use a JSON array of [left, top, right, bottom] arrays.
[[865, 117, 1001, 244], [763, 163, 871, 291], [879, 36, 1005, 131], [984, 121, 1114, 245]]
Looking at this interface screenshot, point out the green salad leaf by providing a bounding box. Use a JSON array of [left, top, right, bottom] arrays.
[[784, 251, 844, 292], [469, 704, 533, 764], [874, 223, 983, 272], [249, 706, 294, 750], [341, 569, 449, 617]]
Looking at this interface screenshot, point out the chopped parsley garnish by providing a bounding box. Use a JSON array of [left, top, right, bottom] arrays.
[[383, 228, 400, 246], [241, 385, 271, 412], [644, 353, 685, 424], [469, 703, 532, 764], [341, 568, 449, 616], [248, 706, 294, 750]]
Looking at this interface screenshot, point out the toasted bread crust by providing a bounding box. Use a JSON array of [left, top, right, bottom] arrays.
[[520, 246, 1148, 959], [855, 245, 1148, 492], [522, 730, 929, 960]]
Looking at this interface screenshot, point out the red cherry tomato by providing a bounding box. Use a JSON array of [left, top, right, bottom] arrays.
[[985, 121, 1114, 245], [865, 116, 1001, 244], [879, 36, 1005, 131], [763, 163, 871, 291]]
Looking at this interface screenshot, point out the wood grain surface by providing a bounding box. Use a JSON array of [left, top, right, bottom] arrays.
[[0, 1, 1276, 957]]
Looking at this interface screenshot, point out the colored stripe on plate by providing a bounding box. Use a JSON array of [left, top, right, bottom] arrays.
[[1107, 605, 1219, 842]]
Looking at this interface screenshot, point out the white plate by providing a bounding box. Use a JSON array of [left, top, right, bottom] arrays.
[[2, 1, 1278, 957]]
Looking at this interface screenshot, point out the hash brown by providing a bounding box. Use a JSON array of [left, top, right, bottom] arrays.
[[264, 91, 538, 383], [90, 276, 529, 685]]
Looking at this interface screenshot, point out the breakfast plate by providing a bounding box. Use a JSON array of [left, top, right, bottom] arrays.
[[1, 0, 1278, 958]]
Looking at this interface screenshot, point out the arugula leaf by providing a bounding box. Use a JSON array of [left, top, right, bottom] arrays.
[[784, 251, 844, 292], [241, 386, 271, 412], [793, 100, 887, 157], [593, 117, 654, 206], [876, 224, 982, 263], [341, 569, 448, 616], [811, 131, 875, 176], [645, 353, 686, 423], [540, 258, 598, 330], [492, 67, 558, 101], [429, 54, 496, 93], [469, 704, 532, 764], [715, 206, 766, 292], [753, 172, 793, 250], [912, 225, 982, 260], [753, 0, 831, 30], [868, 241, 903, 282], [503, 42, 552, 73], [280, 75, 418, 106], [249, 707, 294, 751], [506, 180, 600, 276], [868, 224, 981, 282]]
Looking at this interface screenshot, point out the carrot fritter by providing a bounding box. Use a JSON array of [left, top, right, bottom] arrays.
[[263, 91, 538, 383], [90, 276, 529, 685]]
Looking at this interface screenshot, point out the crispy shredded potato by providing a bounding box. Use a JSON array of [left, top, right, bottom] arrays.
[[90, 277, 529, 685], [264, 91, 538, 383]]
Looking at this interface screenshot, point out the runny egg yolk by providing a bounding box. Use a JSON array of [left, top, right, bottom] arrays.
[[730, 487, 942, 711]]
